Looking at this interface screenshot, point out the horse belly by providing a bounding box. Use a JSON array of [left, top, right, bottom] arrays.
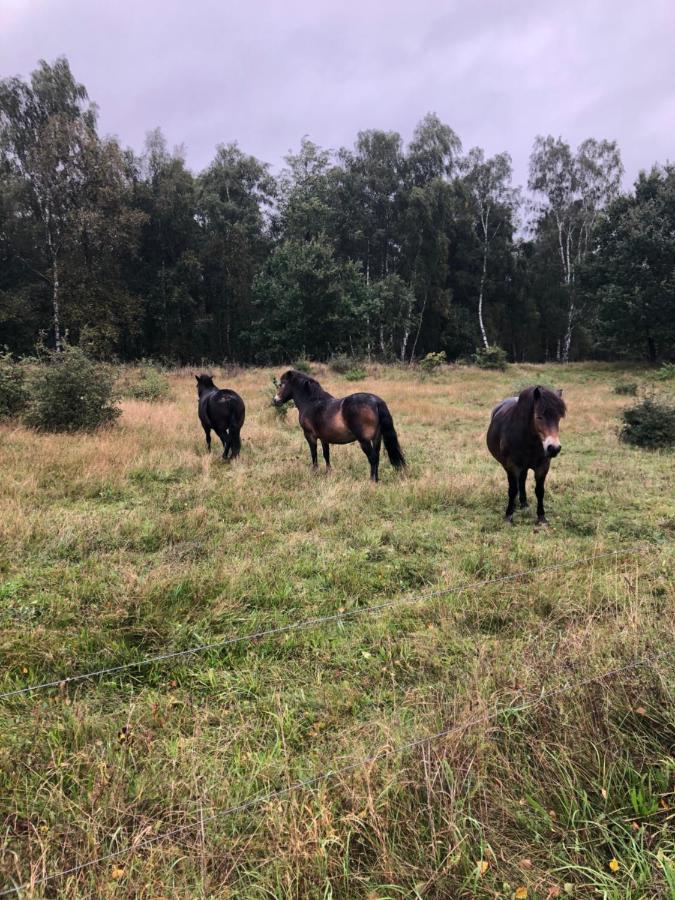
[[320, 408, 356, 444]]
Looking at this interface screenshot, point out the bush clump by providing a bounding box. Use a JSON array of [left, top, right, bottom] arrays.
[[293, 357, 313, 374], [614, 381, 638, 396], [620, 396, 675, 449], [328, 353, 354, 374], [122, 365, 171, 402], [654, 362, 675, 381], [420, 350, 446, 377], [473, 345, 508, 370], [344, 368, 367, 381], [24, 346, 120, 432], [0, 352, 27, 419]]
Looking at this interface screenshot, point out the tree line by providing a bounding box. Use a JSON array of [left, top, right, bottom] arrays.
[[1, 57, 673, 364]]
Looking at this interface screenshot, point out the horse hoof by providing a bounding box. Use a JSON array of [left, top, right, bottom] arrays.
[[505, 515, 514, 525], [536, 517, 549, 528], [520, 501, 529, 509]]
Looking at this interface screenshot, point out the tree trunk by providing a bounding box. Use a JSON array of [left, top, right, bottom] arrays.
[[478, 241, 489, 349], [409, 290, 428, 364], [562, 298, 574, 364], [51, 253, 62, 351]]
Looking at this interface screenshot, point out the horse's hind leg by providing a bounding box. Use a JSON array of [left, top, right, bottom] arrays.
[[505, 470, 518, 523], [519, 469, 529, 508], [321, 440, 331, 471], [229, 427, 241, 458], [372, 434, 382, 482], [202, 424, 212, 453], [358, 440, 378, 482]]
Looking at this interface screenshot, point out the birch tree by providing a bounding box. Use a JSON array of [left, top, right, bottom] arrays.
[[528, 136, 622, 362], [0, 58, 98, 349], [463, 148, 518, 349]]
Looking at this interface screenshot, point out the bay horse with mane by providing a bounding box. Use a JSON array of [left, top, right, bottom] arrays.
[[196, 374, 245, 459], [273, 370, 405, 482], [487, 385, 566, 525]]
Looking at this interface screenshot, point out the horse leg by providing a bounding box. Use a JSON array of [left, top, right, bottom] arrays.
[[358, 440, 378, 482], [372, 434, 382, 482], [519, 469, 529, 508], [534, 462, 551, 526], [321, 440, 331, 471], [305, 433, 318, 469], [229, 427, 241, 458], [505, 470, 518, 523], [202, 424, 212, 453]]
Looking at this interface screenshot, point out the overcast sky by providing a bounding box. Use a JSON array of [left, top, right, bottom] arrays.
[[1, 0, 673, 188]]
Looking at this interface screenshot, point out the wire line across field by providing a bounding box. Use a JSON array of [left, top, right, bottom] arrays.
[[0, 545, 646, 701], [1, 648, 671, 897]]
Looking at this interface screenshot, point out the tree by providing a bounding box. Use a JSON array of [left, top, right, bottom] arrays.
[[585, 166, 675, 361], [251, 237, 369, 362], [462, 148, 518, 349], [0, 58, 98, 348], [528, 136, 622, 361]]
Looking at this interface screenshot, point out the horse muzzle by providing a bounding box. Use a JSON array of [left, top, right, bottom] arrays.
[[546, 444, 561, 458]]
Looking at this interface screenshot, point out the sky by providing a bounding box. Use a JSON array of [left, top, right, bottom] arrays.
[[1, 0, 674, 189]]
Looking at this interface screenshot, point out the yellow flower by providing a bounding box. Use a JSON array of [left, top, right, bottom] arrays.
[[476, 860, 489, 877], [609, 858, 620, 872], [515, 888, 528, 899], [111, 867, 125, 880]]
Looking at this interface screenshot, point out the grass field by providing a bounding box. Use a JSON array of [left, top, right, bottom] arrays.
[[1, 362, 674, 899]]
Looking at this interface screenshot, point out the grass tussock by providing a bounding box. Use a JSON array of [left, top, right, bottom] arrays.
[[0, 362, 673, 898]]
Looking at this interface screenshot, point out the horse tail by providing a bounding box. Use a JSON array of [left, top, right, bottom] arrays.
[[377, 398, 406, 468]]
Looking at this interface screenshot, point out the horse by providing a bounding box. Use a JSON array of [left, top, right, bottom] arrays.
[[486, 385, 566, 525], [272, 369, 405, 482], [195, 374, 245, 459]]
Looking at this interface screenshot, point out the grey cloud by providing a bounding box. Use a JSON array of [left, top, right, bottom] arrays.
[[1, 0, 673, 187]]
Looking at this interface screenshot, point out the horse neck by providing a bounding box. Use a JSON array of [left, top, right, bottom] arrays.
[[291, 383, 331, 411]]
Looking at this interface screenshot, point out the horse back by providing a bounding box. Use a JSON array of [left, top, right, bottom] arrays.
[[204, 389, 245, 429]]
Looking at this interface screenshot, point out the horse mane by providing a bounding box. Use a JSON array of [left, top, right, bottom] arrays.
[[285, 370, 328, 399], [519, 385, 566, 418]]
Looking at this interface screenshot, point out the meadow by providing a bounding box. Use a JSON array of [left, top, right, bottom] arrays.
[[1, 362, 673, 899]]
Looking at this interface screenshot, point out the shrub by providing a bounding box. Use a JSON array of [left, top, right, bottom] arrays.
[[0, 352, 27, 419], [23, 346, 120, 432], [328, 353, 353, 374], [270, 376, 294, 420], [344, 368, 367, 381], [473, 346, 508, 370], [620, 396, 675, 449], [293, 358, 312, 374], [122, 365, 171, 402], [614, 382, 638, 396], [420, 351, 446, 377], [654, 362, 675, 381]]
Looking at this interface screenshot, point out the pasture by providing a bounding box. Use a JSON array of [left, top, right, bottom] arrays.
[[1, 362, 673, 899]]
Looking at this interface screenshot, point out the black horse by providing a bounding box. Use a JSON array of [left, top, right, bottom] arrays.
[[196, 374, 245, 459], [486, 385, 566, 525], [273, 369, 405, 482]]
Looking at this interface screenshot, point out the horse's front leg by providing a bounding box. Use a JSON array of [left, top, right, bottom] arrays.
[[305, 433, 318, 469], [534, 461, 551, 526], [518, 469, 529, 508], [202, 424, 212, 453], [505, 469, 519, 523]]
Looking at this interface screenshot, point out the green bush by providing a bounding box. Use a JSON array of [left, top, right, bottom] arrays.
[[122, 365, 171, 402], [293, 357, 313, 374], [473, 345, 508, 370], [270, 376, 294, 420], [620, 396, 675, 449], [0, 352, 27, 419], [420, 351, 446, 377], [23, 346, 120, 432], [614, 382, 638, 396], [654, 362, 675, 381], [344, 368, 367, 381], [329, 353, 366, 375]]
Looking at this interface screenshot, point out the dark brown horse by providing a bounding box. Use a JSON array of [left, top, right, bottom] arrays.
[[196, 374, 245, 459], [273, 369, 405, 482], [487, 385, 566, 525]]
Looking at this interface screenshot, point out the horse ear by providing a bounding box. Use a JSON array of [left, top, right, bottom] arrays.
[[533, 385, 541, 400], [557, 388, 563, 397], [195, 375, 200, 382]]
